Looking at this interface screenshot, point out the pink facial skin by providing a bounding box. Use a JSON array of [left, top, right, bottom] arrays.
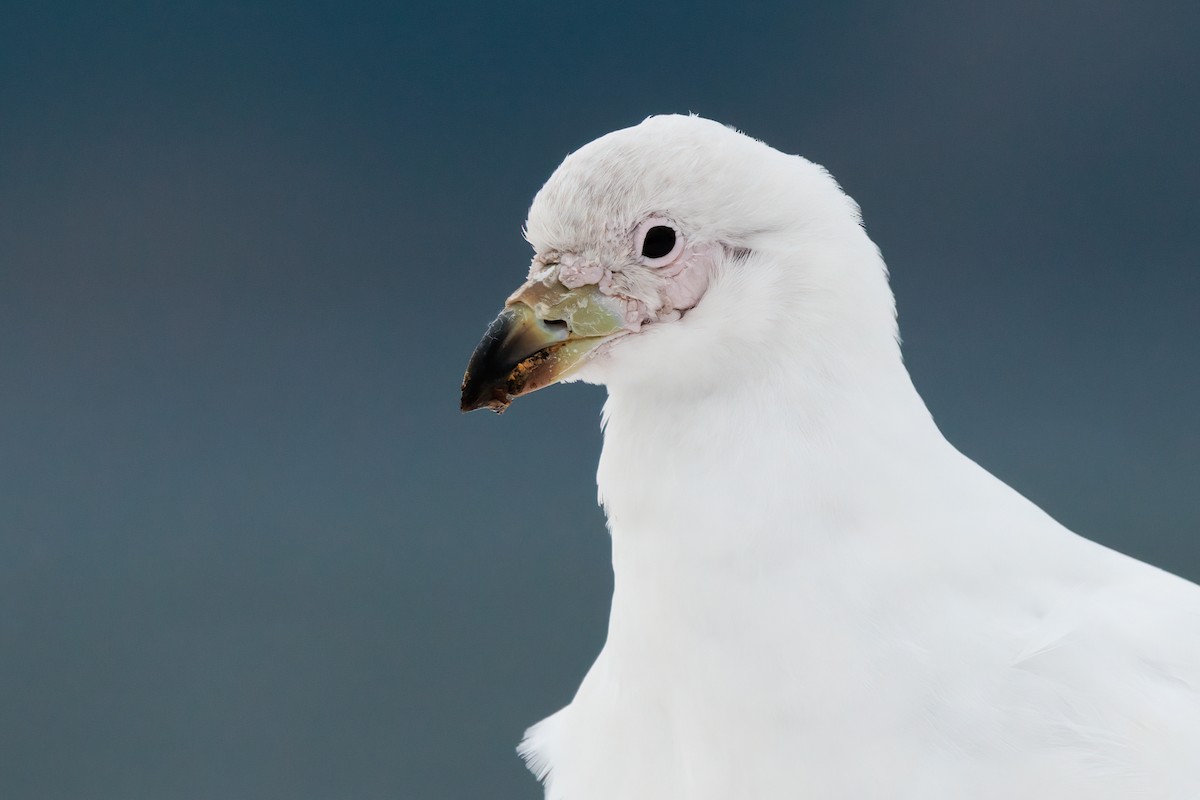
[[656, 244, 712, 320], [556, 255, 605, 289], [535, 237, 715, 334]]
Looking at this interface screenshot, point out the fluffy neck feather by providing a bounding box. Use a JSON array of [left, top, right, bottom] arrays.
[[595, 238, 947, 559]]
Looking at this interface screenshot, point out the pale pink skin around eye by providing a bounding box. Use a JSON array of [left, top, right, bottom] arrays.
[[548, 239, 714, 333], [655, 243, 712, 321]]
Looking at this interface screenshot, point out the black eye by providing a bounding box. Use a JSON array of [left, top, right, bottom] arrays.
[[641, 225, 677, 259]]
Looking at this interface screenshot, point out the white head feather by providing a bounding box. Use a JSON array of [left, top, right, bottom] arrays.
[[525, 114, 903, 407]]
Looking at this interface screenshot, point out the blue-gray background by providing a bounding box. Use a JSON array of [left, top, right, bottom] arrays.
[[2, 2, 1197, 798]]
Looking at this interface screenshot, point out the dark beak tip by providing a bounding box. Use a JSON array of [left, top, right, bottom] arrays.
[[460, 373, 514, 414], [459, 305, 549, 416]]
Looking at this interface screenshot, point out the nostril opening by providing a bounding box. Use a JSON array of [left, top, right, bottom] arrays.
[[542, 318, 569, 335]]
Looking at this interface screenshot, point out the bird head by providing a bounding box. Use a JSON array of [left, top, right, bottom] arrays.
[[460, 115, 898, 413]]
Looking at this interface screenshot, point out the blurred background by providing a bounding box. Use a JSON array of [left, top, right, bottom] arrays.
[[1, 2, 1197, 798]]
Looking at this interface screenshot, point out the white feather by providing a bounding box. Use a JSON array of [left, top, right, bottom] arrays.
[[512, 115, 1200, 799]]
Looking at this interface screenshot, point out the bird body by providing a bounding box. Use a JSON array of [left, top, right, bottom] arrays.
[[524, 388, 1200, 799], [461, 115, 1200, 799]]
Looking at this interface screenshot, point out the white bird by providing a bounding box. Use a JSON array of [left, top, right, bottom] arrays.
[[460, 115, 1200, 800]]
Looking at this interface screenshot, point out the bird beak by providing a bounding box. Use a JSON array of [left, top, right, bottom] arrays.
[[460, 280, 628, 413]]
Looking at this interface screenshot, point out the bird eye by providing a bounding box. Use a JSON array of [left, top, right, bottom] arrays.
[[635, 219, 683, 265], [641, 226, 676, 259]]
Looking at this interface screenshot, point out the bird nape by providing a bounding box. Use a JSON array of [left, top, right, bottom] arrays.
[[460, 115, 1200, 800]]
